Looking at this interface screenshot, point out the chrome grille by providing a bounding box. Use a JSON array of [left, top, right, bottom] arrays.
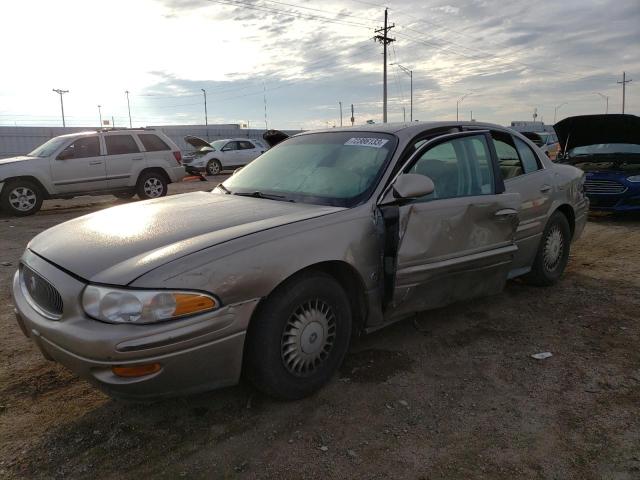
[[584, 179, 627, 194], [20, 265, 63, 319]]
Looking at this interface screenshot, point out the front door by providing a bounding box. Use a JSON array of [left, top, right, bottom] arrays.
[[387, 131, 521, 320], [51, 135, 108, 194]]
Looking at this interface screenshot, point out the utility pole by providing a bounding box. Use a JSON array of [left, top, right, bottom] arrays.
[[201, 88, 209, 140], [374, 8, 395, 123], [263, 82, 268, 130], [98, 105, 103, 127], [112, 116, 115, 128], [339, 101, 343, 127], [618, 72, 632, 113], [52, 89, 68, 127], [554, 102, 567, 123], [403, 106, 406, 123], [456, 93, 470, 122], [392, 63, 413, 122], [125, 90, 132, 128], [350, 104, 355, 126], [594, 92, 609, 114]]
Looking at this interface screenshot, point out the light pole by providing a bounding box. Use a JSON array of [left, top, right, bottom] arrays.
[[594, 92, 609, 114], [392, 63, 413, 122], [456, 93, 470, 122], [553, 102, 567, 123], [201, 89, 209, 140], [339, 101, 343, 127], [52, 89, 69, 127], [125, 90, 132, 128], [403, 106, 406, 123], [98, 105, 103, 127]]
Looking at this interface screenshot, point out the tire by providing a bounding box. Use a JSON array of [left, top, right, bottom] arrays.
[[244, 272, 352, 400], [523, 211, 571, 286], [206, 159, 222, 176], [114, 191, 136, 199], [0, 180, 43, 216], [136, 171, 168, 200]]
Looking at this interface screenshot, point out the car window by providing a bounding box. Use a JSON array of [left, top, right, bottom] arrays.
[[138, 134, 170, 152], [514, 137, 541, 173], [408, 134, 495, 200], [239, 141, 255, 150], [58, 136, 100, 159], [491, 132, 524, 180], [105, 135, 140, 155], [223, 142, 238, 151]]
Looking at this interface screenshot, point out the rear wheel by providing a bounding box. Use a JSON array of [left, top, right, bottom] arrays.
[[244, 272, 352, 400], [524, 211, 571, 286], [0, 180, 43, 216], [136, 171, 168, 199], [206, 159, 222, 176]]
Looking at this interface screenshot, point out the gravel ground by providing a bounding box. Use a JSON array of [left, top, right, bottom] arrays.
[[0, 181, 638, 479]]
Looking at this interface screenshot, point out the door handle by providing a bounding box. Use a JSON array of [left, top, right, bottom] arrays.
[[494, 208, 518, 220], [132, 157, 144, 161], [540, 184, 552, 193], [89, 161, 102, 165]]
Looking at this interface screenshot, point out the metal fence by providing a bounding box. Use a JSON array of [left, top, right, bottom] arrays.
[[0, 125, 301, 159]]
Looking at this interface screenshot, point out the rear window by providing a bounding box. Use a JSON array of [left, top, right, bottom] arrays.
[[105, 135, 140, 155], [138, 134, 170, 152]]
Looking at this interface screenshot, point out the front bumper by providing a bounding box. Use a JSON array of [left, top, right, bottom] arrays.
[[12, 250, 259, 399], [587, 192, 640, 212]]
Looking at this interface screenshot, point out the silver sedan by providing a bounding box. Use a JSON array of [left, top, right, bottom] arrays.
[[12, 121, 588, 400]]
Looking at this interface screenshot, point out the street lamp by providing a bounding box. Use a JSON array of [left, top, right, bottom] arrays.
[[554, 102, 567, 123], [98, 105, 103, 128], [456, 93, 470, 122], [125, 90, 132, 128], [392, 63, 413, 122], [594, 92, 609, 114], [52, 89, 69, 127], [201, 89, 209, 139]]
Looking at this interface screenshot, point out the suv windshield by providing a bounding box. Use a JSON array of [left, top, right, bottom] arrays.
[[221, 131, 397, 207], [28, 136, 69, 157]]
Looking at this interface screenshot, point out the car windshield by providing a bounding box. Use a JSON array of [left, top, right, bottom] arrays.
[[210, 140, 227, 151], [27, 137, 69, 157], [569, 143, 640, 156], [221, 131, 397, 207]]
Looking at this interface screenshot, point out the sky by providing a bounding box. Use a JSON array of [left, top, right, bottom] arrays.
[[0, 0, 638, 129]]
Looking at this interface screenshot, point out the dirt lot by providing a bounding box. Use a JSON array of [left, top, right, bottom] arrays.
[[1, 181, 638, 479]]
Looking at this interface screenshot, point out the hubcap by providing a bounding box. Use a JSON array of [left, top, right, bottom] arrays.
[[543, 225, 564, 271], [143, 178, 164, 198], [208, 161, 220, 174], [281, 299, 336, 377], [8, 187, 37, 211]]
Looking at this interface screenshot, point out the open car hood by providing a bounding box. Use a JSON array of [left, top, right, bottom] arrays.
[[184, 135, 213, 150], [263, 129, 289, 147], [554, 114, 640, 152]]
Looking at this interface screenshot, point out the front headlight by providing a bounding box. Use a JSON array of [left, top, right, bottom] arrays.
[[627, 175, 640, 182], [82, 285, 218, 324]]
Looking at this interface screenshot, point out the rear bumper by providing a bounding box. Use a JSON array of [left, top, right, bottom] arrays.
[[12, 251, 258, 399]]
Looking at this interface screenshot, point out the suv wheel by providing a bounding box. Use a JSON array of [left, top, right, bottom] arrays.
[[206, 159, 222, 176], [1, 180, 43, 216], [137, 172, 167, 200], [524, 211, 571, 286], [244, 272, 352, 400]]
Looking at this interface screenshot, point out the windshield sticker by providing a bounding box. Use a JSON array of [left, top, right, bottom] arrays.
[[344, 137, 389, 148]]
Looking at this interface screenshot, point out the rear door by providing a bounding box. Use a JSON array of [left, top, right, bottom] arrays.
[[386, 131, 521, 319], [51, 135, 108, 193], [104, 134, 144, 188], [238, 140, 260, 165], [490, 130, 553, 274]]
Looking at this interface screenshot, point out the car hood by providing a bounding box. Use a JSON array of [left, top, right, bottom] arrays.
[[554, 114, 640, 151], [0, 155, 34, 167], [184, 135, 214, 150], [263, 129, 290, 147], [28, 192, 343, 285]]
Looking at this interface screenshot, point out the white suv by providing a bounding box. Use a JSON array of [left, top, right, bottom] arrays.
[[0, 129, 185, 216], [183, 136, 267, 175]]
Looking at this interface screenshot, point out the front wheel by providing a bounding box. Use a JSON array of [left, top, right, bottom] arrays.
[[206, 159, 222, 176], [136, 172, 168, 199], [523, 211, 571, 286], [0, 180, 43, 216], [244, 272, 352, 400]]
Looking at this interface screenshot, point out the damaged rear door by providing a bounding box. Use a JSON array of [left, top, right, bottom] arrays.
[[380, 131, 521, 320]]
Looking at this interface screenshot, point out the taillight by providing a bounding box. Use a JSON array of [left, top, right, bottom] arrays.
[[173, 151, 182, 164]]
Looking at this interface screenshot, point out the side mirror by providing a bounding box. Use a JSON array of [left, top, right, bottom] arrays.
[[380, 173, 435, 205]]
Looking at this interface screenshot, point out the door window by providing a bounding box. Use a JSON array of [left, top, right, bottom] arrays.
[[514, 137, 541, 174], [408, 135, 495, 200], [138, 134, 170, 152], [105, 135, 140, 155], [57, 136, 100, 159], [239, 141, 255, 150], [222, 142, 238, 151], [491, 132, 523, 180]]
